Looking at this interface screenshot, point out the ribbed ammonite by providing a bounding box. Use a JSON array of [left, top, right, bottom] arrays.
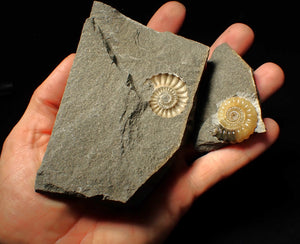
[[215, 96, 258, 143], [148, 73, 188, 118]]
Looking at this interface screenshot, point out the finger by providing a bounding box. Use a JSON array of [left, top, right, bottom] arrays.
[[189, 118, 279, 197], [209, 23, 255, 58], [21, 53, 75, 130], [147, 1, 186, 33], [140, 118, 279, 241], [254, 62, 285, 102], [31, 54, 75, 112], [16, 54, 75, 138]]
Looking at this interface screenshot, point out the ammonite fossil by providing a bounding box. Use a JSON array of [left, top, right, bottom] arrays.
[[214, 96, 258, 143], [148, 73, 188, 118]]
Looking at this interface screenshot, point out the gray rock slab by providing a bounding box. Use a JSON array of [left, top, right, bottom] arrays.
[[194, 43, 265, 152], [35, 1, 209, 203]]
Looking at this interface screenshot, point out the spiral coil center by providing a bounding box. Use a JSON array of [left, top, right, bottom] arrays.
[[155, 87, 178, 110], [225, 106, 244, 124], [148, 73, 188, 118]]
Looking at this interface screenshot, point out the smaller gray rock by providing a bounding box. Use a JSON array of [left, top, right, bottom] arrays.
[[194, 43, 265, 152]]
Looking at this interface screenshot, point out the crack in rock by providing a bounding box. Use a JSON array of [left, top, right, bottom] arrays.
[[120, 74, 147, 156], [92, 17, 118, 66]]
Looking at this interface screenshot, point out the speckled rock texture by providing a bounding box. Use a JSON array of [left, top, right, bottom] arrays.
[[35, 1, 209, 203]]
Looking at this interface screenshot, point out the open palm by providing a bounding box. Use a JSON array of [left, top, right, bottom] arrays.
[[0, 2, 284, 243]]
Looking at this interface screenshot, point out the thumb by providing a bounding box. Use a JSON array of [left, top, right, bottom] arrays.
[[2, 54, 75, 164], [18, 54, 75, 134]]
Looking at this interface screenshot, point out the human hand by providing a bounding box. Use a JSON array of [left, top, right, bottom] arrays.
[[0, 1, 284, 243]]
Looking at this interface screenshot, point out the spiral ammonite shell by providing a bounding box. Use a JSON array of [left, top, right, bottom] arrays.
[[215, 96, 258, 143], [149, 73, 188, 118]]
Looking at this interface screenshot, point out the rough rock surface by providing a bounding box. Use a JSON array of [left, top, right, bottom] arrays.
[[35, 1, 209, 203], [194, 43, 265, 152]]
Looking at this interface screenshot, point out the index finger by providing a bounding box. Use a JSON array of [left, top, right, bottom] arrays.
[[147, 1, 186, 33]]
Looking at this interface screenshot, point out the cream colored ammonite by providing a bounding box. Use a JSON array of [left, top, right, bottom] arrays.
[[149, 73, 188, 118], [215, 96, 258, 143]]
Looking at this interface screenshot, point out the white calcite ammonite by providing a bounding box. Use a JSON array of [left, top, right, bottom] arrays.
[[215, 96, 258, 143], [149, 73, 188, 118]]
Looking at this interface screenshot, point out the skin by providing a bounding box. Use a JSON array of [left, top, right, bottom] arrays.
[[0, 1, 284, 243]]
